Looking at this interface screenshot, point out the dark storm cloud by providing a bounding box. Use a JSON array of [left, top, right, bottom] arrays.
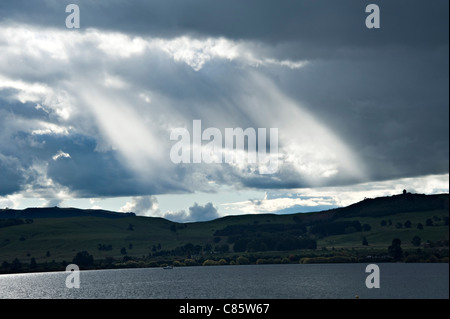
[[1, 0, 447, 49], [0, 0, 448, 201], [0, 154, 24, 195], [46, 135, 145, 197], [0, 95, 185, 197], [277, 46, 449, 181]]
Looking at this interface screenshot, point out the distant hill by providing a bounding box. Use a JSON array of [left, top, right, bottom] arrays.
[[0, 207, 136, 219], [0, 192, 447, 273], [331, 193, 448, 218], [0, 193, 446, 221]]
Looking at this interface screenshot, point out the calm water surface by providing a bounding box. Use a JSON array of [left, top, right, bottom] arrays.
[[0, 263, 448, 299]]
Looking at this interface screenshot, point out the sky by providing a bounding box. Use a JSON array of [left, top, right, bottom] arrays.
[[0, 0, 448, 222]]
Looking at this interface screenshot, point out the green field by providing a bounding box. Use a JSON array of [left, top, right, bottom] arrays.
[[0, 193, 448, 272], [317, 209, 449, 249]]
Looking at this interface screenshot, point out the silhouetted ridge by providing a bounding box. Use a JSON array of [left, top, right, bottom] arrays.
[[0, 193, 447, 221], [0, 207, 135, 219], [331, 193, 448, 218]]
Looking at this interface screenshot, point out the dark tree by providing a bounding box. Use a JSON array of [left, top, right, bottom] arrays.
[[72, 251, 94, 267], [395, 222, 403, 229], [388, 238, 403, 261], [120, 247, 127, 255], [30, 257, 37, 269], [417, 223, 424, 230], [381, 220, 387, 227], [426, 218, 434, 227], [362, 237, 369, 246], [404, 220, 412, 228], [127, 224, 134, 231], [411, 236, 421, 247], [204, 243, 212, 252], [46, 251, 51, 257], [11, 258, 22, 271]]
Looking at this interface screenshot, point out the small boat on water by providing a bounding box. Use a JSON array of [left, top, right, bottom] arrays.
[[163, 265, 173, 269]]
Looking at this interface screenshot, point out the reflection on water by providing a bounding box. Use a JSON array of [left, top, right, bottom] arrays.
[[0, 263, 448, 299]]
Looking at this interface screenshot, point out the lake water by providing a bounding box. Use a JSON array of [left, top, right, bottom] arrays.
[[0, 263, 448, 299]]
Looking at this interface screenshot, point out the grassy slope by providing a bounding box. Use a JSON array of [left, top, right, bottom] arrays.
[[317, 209, 448, 249], [1, 216, 175, 263], [0, 194, 448, 264]]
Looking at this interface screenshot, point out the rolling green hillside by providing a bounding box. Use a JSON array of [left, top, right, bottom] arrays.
[[0, 193, 448, 273]]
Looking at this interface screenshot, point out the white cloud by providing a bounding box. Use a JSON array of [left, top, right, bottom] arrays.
[[0, 75, 53, 104], [163, 202, 219, 222], [92, 30, 148, 58], [0, 23, 365, 199], [153, 36, 308, 71], [0, 22, 445, 218], [222, 196, 334, 215], [102, 73, 128, 89], [264, 58, 308, 69], [0, 196, 17, 209], [0, 75, 75, 121], [52, 150, 71, 161], [0, 24, 307, 73], [220, 174, 449, 215], [32, 122, 71, 136], [17, 160, 72, 199], [44, 197, 65, 207], [120, 196, 160, 216], [235, 73, 366, 184]]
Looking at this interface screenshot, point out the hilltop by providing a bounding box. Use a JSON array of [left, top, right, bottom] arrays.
[[333, 192, 448, 218], [0, 193, 448, 273], [0, 207, 135, 219]]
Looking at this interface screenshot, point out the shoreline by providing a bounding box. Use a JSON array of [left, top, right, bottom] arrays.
[[1, 257, 448, 276]]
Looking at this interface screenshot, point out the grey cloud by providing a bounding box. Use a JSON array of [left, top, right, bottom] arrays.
[[0, 1, 447, 203], [163, 202, 219, 222], [2, 0, 447, 50], [188, 202, 219, 221], [278, 47, 449, 181], [44, 197, 65, 207], [0, 153, 24, 195], [120, 196, 159, 216]]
